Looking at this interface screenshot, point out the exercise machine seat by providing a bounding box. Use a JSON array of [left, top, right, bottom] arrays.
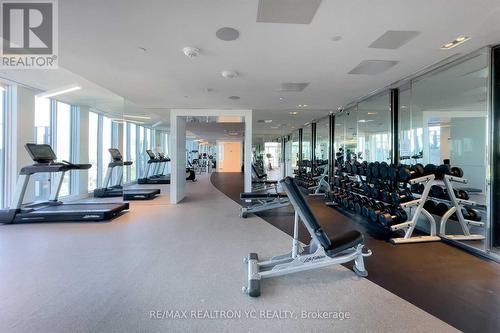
[[280, 176, 363, 257], [240, 192, 287, 199], [325, 230, 363, 257]]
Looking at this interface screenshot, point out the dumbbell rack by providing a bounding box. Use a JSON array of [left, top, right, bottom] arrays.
[[389, 174, 441, 244], [433, 175, 485, 241], [310, 166, 330, 195]]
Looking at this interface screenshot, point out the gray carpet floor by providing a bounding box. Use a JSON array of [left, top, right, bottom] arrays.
[[0, 174, 457, 333]]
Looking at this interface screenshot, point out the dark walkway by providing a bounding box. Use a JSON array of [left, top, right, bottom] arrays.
[[211, 172, 500, 333]]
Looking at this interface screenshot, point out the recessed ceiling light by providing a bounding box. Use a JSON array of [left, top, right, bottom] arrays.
[[264, 119, 273, 123], [367, 112, 377, 115], [358, 119, 374, 123], [330, 35, 342, 42], [440, 36, 470, 50], [279, 97, 284, 101], [228, 95, 240, 100], [216, 27, 240, 41], [221, 70, 239, 79], [289, 111, 298, 115]]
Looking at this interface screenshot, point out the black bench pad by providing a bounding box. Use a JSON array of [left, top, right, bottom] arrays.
[[326, 230, 364, 257]]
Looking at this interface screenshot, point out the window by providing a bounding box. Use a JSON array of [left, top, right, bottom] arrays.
[[290, 130, 300, 176], [35, 97, 51, 144], [56, 102, 72, 196], [334, 113, 346, 165], [315, 118, 329, 161], [357, 92, 391, 163], [302, 124, 312, 162], [101, 116, 112, 186], [137, 126, 145, 178], [129, 123, 137, 180], [34, 97, 52, 200], [88, 112, 99, 190]]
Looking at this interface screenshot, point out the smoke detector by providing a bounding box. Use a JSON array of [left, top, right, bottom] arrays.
[[221, 70, 239, 79], [182, 47, 200, 58]]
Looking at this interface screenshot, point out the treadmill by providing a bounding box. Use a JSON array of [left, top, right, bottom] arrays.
[[94, 148, 160, 200], [137, 150, 171, 184], [0, 144, 129, 224]]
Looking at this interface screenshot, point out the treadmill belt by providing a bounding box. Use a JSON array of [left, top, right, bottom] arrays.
[[32, 203, 127, 213]]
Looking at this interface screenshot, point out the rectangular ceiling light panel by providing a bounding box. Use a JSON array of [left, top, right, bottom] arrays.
[[348, 60, 399, 75], [277, 82, 310, 92], [369, 30, 420, 49], [257, 0, 322, 24]]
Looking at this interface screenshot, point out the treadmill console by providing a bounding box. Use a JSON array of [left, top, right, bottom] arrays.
[[158, 152, 165, 159], [146, 149, 156, 160], [25, 143, 57, 163], [108, 148, 123, 162]]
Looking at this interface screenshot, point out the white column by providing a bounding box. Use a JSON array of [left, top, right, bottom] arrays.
[[5, 86, 36, 203], [170, 111, 186, 204], [244, 111, 252, 192], [78, 106, 90, 196]]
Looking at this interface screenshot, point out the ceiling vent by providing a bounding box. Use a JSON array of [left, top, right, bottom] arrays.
[[348, 60, 398, 75], [216, 27, 240, 41], [257, 0, 322, 24], [369, 30, 420, 49], [277, 82, 310, 92]]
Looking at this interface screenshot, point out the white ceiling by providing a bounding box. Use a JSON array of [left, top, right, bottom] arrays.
[[4, 0, 500, 138]]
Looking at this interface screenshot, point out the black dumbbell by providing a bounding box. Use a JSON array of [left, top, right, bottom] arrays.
[[399, 164, 425, 182], [345, 161, 353, 174], [423, 200, 437, 214], [436, 164, 464, 179], [379, 162, 390, 180], [371, 162, 380, 179], [379, 207, 408, 227], [433, 202, 450, 216], [462, 207, 481, 221], [368, 202, 390, 223], [388, 165, 399, 181], [361, 199, 377, 217], [410, 183, 424, 194], [453, 189, 469, 200], [424, 164, 437, 176], [354, 197, 369, 215], [391, 189, 414, 205], [430, 185, 446, 199]]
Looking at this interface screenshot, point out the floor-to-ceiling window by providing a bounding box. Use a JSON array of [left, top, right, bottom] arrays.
[[88, 111, 99, 190], [334, 113, 346, 165], [290, 130, 300, 176], [129, 123, 137, 180], [34, 97, 52, 200], [101, 116, 112, 185], [316, 118, 329, 162], [344, 107, 358, 163], [56, 101, 72, 196]]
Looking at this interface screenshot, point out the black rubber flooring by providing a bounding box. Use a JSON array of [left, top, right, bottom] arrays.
[[211, 172, 500, 333]]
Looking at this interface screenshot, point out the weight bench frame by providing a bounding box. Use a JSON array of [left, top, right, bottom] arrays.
[[239, 192, 290, 218], [243, 177, 371, 297]]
